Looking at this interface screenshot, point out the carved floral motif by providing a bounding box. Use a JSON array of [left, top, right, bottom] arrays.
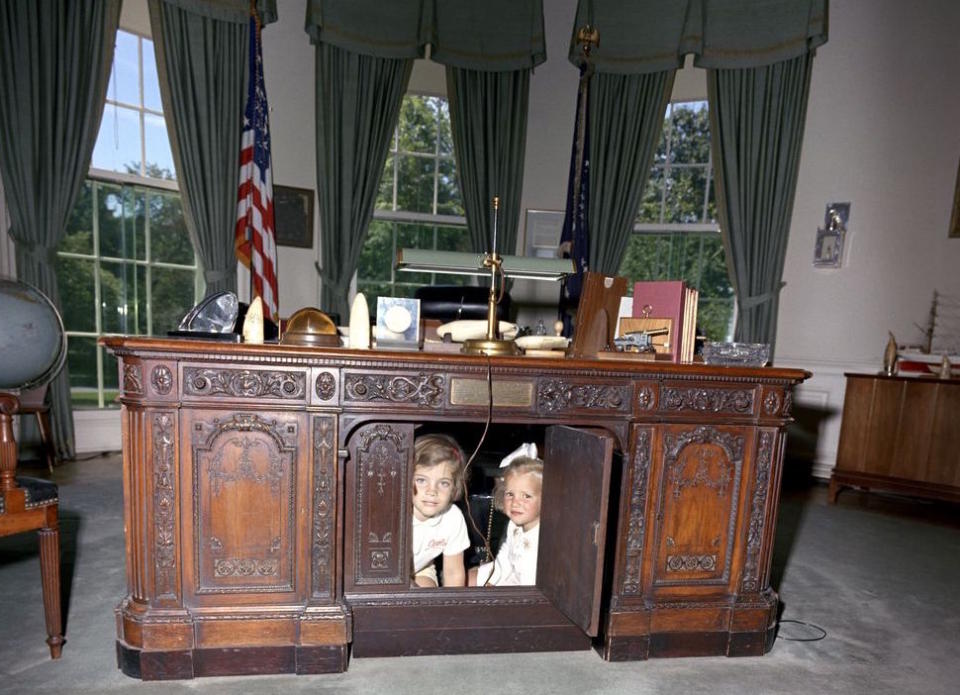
[[153, 413, 176, 598], [538, 379, 629, 413], [660, 386, 754, 414], [622, 429, 651, 595], [666, 554, 717, 572], [315, 371, 336, 401], [636, 385, 656, 411], [184, 367, 305, 399], [312, 416, 335, 598], [344, 373, 443, 406], [151, 365, 173, 395], [763, 390, 781, 415], [741, 431, 773, 593]]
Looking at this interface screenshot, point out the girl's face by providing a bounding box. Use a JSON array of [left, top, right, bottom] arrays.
[[412, 461, 456, 521], [503, 471, 541, 532]]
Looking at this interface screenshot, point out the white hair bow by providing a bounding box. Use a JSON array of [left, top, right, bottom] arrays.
[[499, 442, 538, 468]]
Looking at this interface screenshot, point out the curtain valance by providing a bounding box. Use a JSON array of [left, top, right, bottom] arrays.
[[304, 0, 545, 71], [157, 0, 277, 25], [569, 0, 827, 74]]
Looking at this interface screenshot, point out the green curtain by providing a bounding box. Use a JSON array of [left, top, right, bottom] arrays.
[[569, 0, 827, 73], [587, 70, 675, 275], [304, 0, 545, 70], [708, 53, 814, 355], [446, 67, 530, 257], [161, 0, 277, 25], [148, 0, 249, 295], [0, 0, 120, 460], [314, 43, 412, 319]]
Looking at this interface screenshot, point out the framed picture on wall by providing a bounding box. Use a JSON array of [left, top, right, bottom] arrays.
[[950, 158, 960, 239], [274, 185, 314, 248]]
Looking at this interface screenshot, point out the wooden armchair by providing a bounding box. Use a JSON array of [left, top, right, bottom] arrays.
[[0, 392, 63, 658]]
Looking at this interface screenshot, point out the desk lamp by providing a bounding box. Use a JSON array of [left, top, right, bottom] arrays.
[[396, 197, 574, 356]]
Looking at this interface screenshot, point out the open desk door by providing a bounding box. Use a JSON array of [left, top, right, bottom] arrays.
[[538, 426, 614, 636]]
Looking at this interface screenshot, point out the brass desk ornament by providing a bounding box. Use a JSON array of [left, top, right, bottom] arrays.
[[882, 332, 898, 376]]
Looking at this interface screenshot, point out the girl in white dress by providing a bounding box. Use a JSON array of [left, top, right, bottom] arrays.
[[470, 444, 542, 587]]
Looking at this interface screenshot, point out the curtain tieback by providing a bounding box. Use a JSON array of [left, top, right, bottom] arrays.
[[204, 268, 234, 283], [315, 262, 349, 295], [21, 243, 59, 265], [739, 282, 786, 310]]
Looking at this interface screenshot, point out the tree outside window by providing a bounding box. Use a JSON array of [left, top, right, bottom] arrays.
[[357, 95, 469, 299], [618, 100, 734, 342], [56, 29, 201, 409]]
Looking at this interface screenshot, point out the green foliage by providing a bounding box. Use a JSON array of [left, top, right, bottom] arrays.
[[619, 101, 733, 342], [362, 95, 466, 298]]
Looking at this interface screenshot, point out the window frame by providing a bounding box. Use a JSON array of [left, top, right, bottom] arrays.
[[57, 29, 202, 409], [622, 99, 734, 342], [359, 93, 468, 298]]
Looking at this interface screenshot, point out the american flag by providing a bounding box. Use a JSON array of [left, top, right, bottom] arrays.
[[234, 13, 278, 321]]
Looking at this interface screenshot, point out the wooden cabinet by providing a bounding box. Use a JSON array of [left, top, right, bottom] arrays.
[[830, 373, 960, 503], [103, 337, 806, 679]]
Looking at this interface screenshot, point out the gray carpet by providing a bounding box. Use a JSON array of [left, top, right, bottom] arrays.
[[1, 454, 958, 694]]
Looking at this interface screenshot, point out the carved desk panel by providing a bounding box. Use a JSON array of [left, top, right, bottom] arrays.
[[102, 337, 807, 679]]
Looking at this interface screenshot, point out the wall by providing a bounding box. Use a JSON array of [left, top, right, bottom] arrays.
[[6, 1, 958, 473]]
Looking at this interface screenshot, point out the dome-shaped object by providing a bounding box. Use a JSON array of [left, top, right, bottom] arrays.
[[281, 307, 340, 347], [0, 277, 67, 390]]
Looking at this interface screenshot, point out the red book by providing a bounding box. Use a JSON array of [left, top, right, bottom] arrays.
[[631, 281, 686, 362]]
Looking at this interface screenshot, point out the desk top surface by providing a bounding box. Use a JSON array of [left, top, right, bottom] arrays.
[[102, 336, 809, 384]]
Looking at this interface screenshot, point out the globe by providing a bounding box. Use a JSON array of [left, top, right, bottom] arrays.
[[0, 278, 66, 390]]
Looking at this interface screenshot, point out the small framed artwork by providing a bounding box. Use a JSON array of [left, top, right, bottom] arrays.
[[813, 202, 850, 268], [950, 158, 960, 238], [523, 209, 565, 258], [274, 185, 314, 248]]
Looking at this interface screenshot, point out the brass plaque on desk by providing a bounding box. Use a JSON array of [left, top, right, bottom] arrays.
[[449, 378, 534, 407]]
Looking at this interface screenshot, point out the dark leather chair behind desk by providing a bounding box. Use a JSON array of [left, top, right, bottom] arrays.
[[414, 284, 512, 322]]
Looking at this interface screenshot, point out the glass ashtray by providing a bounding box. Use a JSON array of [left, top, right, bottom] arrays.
[[702, 342, 771, 367]]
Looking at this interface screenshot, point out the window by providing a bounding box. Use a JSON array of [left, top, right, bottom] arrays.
[[618, 100, 734, 342], [57, 30, 201, 409], [357, 95, 469, 298]]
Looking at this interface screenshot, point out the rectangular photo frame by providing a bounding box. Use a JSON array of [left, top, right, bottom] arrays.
[[274, 185, 314, 248]]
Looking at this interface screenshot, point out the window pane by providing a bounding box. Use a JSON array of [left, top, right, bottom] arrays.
[[61, 182, 95, 255], [358, 219, 394, 283], [100, 261, 145, 335], [356, 281, 393, 301], [376, 155, 395, 210], [56, 257, 97, 332], [109, 31, 140, 107], [102, 347, 121, 408], [397, 96, 438, 154], [697, 297, 734, 342], [149, 193, 192, 264], [395, 154, 435, 214], [142, 39, 163, 112], [395, 223, 433, 286], [66, 336, 99, 408], [669, 101, 710, 165], [435, 225, 471, 253], [152, 267, 196, 334], [435, 98, 453, 155], [99, 185, 145, 260], [92, 104, 141, 174], [144, 113, 176, 180], [436, 157, 463, 216], [637, 168, 665, 224], [664, 167, 708, 224]]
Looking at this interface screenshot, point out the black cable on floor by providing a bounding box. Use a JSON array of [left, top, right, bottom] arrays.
[[777, 618, 827, 642]]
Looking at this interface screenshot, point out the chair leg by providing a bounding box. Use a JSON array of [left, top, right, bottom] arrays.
[[38, 526, 64, 658], [35, 410, 57, 473]]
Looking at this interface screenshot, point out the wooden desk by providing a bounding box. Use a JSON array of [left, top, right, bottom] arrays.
[[830, 373, 960, 504], [102, 337, 807, 680]]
